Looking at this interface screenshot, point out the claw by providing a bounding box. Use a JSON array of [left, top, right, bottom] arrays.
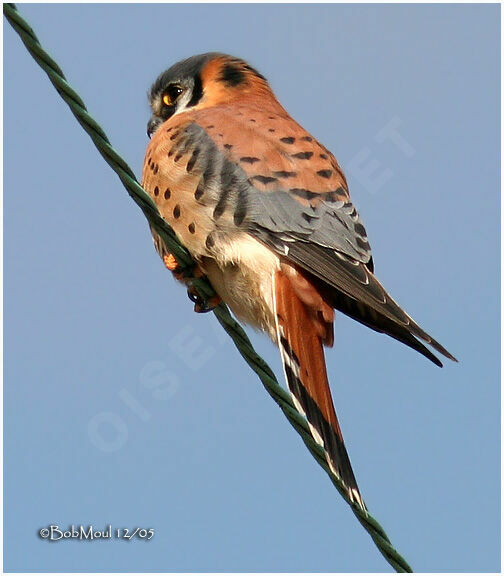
[[187, 285, 221, 313], [162, 253, 218, 311]]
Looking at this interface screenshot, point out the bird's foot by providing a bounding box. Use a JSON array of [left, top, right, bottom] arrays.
[[163, 253, 218, 311], [163, 253, 204, 282], [187, 285, 221, 313]]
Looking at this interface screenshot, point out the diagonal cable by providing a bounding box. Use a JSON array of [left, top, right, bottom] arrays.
[[4, 3, 412, 572]]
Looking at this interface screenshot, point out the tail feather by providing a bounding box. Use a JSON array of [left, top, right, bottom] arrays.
[[273, 269, 366, 510]]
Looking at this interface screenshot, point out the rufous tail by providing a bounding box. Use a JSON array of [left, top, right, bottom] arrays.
[[273, 269, 366, 511]]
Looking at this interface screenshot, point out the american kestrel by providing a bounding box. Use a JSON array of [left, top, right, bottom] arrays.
[[142, 53, 456, 510]]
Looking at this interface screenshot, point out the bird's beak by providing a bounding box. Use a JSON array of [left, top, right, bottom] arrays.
[[147, 116, 162, 139]]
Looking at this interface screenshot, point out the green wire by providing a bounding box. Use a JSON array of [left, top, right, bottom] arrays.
[[4, 3, 413, 572]]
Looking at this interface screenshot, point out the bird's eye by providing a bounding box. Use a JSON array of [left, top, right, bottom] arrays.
[[162, 85, 183, 106]]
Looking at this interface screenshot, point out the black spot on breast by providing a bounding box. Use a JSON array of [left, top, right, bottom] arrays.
[[173, 205, 181, 219], [213, 199, 227, 220], [188, 223, 196, 234], [166, 127, 173, 133], [280, 137, 295, 144], [206, 125, 215, 129], [164, 188, 171, 199], [154, 186, 159, 196], [240, 156, 260, 164], [224, 143, 233, 150], [186, 149, 200, 172], [174, 152, 183, 162], [170, 131, 179, 141], [273, 171, 297, 178], [153, 165, 159, 174], [220, 63, 246, 86], [147, 157, 152, 166], [205, 233, 216, 249], [301, 136, 313, 142], [194, 182, 204, 201], [290, 188, 318, 200], [250, 175, 278, 185], [320, 153, 328, 160], [249, 118, 256, 123], [317, 169, 333, 178], [268, 128, 276, 133], [292, 152, 313, 160], [268, 116, 275, 120]]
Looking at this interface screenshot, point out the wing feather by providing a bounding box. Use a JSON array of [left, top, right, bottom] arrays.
[[146, 105, 456, 366]]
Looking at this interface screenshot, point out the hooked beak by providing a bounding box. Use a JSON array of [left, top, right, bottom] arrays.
[[147, 116, 162, 139]]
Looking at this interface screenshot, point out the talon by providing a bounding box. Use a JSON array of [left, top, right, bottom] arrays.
[[194, 295, 222, 313], [186, 286, 221, 313], [187, 287, 200, 304]]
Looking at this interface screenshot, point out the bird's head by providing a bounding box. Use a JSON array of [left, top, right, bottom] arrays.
[[147, 52, 272, 138]]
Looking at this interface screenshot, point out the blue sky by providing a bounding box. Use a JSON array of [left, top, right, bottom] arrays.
[[4, 3, 500, 572]]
